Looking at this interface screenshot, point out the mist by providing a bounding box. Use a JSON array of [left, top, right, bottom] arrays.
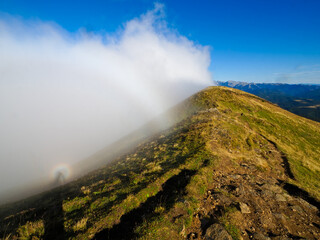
[[0, 4, 212, 198]]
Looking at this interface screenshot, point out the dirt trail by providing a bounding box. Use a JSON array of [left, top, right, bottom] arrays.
[[186, 136, 320, 240]]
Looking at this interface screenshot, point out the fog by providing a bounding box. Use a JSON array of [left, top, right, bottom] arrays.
[[0, 4, 212, 198]]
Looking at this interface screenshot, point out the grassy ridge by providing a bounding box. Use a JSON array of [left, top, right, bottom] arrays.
[[203, 87, 320, 200], [1, 86, 319, 239]]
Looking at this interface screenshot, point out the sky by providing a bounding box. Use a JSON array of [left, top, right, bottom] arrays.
[[0, 1, 320, 198], [1, 0, 320, 84]]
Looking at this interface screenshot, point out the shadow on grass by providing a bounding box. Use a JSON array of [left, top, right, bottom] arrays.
[[43, 191, 66, 240], [93, 169, 197, 240]]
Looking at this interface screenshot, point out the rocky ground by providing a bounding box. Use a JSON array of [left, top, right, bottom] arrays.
[[1, 87, 319, 240], [186, 137, 320, 240]]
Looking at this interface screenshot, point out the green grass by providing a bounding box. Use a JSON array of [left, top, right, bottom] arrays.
[[17, 220, 44, 240], [1, 86, 319, 239], [63, 196, 91, 213]]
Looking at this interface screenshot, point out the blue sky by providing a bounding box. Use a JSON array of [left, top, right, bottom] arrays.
[[1, 0, 320, 83]]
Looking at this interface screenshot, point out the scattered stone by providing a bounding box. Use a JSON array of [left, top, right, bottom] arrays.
[[273, 213, 286, 221], [240, 202, 251, 214], [189, 232, 197, 239], [297, 198, 318, 211], [213, 193, 232, 206], [230, 174, 241, 180], [187, 144, 320, 240], [275, 194, 286, 202], [180, 224, 186, 237], [282, 193, 293, 201], [260, 214, 276, 229], [204, 224, 233, 240], [252, 232, 271, 240], [291, 205, 304, 213], [261, 189, 274, 198], [262, 184, 282, 193]]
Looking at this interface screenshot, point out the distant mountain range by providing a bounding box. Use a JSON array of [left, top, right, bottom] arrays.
[[217, 81, 320, 122]]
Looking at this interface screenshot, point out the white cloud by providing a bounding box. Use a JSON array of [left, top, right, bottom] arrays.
[[0, 4, 212, 194]]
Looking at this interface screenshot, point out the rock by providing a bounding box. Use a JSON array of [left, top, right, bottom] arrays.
[[262, 184, 282, 193], [180, 224, 186, 237], [261, 189, 274, 198], [253, 232, 271, 240], [229, 174, 241, 180], [273, 213, 286, 221], [240, 202, 251, 214], [204, 224, 233, 240], [213, 193, 232, 206], [275, 194, 286, 202], [297, 198, 318, 211], [260, 214, 276, 229], [189, 232, 197, 239], [291, 205, 304, 213], [282, 193, 293, 201], [236, 184, 248, 196]]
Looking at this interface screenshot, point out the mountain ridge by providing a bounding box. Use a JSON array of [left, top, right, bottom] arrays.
[[217, 81, 320, 122], [1, 86, 320, 240]]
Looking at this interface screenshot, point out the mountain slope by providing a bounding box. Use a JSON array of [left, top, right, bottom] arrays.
[[217, 81, 320, 122], [1, 87, 320, 240]]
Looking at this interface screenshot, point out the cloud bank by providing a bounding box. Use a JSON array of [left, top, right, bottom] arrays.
[[0, 4, 212, 194]]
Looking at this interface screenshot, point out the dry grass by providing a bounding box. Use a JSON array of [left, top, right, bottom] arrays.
[[17, 220, 44, 239], [1, 86, 319, 239]]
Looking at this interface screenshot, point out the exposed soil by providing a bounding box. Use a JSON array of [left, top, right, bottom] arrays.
[[186, 136, 320, 240]]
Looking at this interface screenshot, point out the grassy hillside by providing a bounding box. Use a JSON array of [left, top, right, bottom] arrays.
[[217, 81, 320, 122], [1, 87, 320, 240]]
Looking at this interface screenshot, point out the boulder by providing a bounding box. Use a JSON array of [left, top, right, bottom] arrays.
[[240, 202, 251, 214], [253, 232, 271, 240], [204, 224, 233, 240]]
